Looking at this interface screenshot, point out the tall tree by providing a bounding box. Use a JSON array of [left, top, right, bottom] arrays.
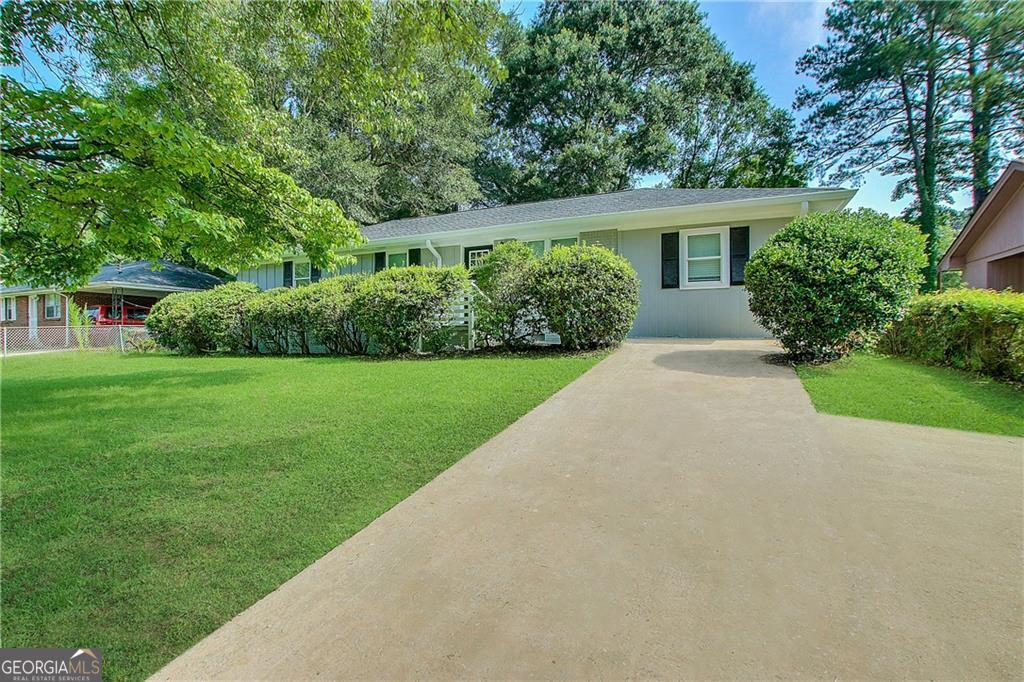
[[670, 63, 808, 189], [228, 1, 500, 224], [952, 1, 1024, 208], [0, 0, 494, 286], [474, 0, 804, 207], [797, 0, 1023, 290]]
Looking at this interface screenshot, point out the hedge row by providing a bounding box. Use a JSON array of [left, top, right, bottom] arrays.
[[146, 243, 642, 355], [880, 288, 1024, 381], [146, 267, 471, 356]]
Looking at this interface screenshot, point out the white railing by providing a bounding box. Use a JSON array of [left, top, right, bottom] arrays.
[[445, 283, 491, 350], [1, 326, 150, 356]]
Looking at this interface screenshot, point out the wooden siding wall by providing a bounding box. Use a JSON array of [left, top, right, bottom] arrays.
[[620, 219, 785, 338], [237, 263, 285, 290]]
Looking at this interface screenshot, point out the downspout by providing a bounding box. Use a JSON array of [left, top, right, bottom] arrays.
[[424, 240, 443, 267], [799, 200, 809, 217]]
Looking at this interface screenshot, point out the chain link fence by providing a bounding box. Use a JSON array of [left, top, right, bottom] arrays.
[[1, 326, 151, 356]]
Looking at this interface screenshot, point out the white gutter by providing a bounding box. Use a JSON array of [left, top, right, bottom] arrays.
[[362, 189, 858, 248], [424, 240, 443, 267], [251, 188, 859, 264]]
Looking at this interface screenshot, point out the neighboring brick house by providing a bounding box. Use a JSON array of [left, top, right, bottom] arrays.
[[0, 261, 222, 334]]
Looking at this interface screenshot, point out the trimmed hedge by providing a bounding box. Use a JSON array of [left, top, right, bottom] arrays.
[[192, 281, 261, 353], [305, 275, 367, 355], [746, 209, 926, 360], [531, 244, 640, 350], [472, 240, 543, 347], [243, 287, 305, 354], [146, 291, 201, 353], [353, 266, 469, 355], [881, 288, 1024, 381], [149, 245, 641, 356], [146, 282, 260, 354]]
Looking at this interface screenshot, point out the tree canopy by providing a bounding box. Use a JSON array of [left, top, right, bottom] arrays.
[[796, 0, 1023, 290], [473, 0, 806, 206], [0, 0, 497, 286]]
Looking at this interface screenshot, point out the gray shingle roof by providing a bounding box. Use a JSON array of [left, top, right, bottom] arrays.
[[0, 260, 222, 294], [362, 187, 845, 241]]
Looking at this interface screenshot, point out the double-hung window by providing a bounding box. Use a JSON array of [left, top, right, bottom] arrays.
[[465, 247, 492, 269], [44, 293, 62, 319], [293, 262, 312, 287], [2, 298, 15, 321], [682, 227, 728, 288]]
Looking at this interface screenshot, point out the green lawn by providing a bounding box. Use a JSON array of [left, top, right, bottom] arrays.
[[796, 352, 1024, 437], [1, 350, 604, 680]]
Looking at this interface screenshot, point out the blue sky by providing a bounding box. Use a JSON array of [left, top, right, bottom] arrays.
[[502, 1, 971, 215]]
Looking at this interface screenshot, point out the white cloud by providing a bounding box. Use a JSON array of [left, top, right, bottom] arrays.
[[748, 1, 830, 55]]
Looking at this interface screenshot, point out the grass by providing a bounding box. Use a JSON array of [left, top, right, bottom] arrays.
[[796, 352, 1024, 437], [1, 350, 604, 680]]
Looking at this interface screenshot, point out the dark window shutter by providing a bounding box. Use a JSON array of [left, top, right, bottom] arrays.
[[729, 226, 750, 285], [374, 252, 386, 272], [283, 260, 293, 287], [661, 232, 679, 288], [409, 248, 421, 266], [311, 266, 321, 282]]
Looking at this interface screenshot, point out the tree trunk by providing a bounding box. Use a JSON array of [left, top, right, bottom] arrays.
[[968, 24, 998, 210], [919, 11, 941, 292]]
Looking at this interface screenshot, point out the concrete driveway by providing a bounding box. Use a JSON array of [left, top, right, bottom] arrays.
[[155, 340, 1023, 680]]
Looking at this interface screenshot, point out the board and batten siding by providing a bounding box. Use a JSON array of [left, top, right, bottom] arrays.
[[620, 218, 784, 338], [236, 263, 284, 290]]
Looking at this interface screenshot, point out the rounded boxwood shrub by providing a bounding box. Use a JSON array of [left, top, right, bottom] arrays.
[[881, 288, 1024, 381], [353, 266, 469, 355], [745, 209, 926, 360], [148, 282, 259, 354], [473, 240, 543, 347], [146, 291, 201, 353], [305, 275, 367, 355], [191, 281, 261, 353], [243, 287, 306, 354], [531, 244, 640, 350]]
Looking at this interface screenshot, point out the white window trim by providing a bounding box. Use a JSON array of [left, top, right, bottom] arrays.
[[680, 226, 729, 289], [461, 237, 578, 264], [44, 293, 62, 319], [386, 250, 409, 268], [466, 248, 491, 269], [292, 261, 312, 287], [1, 297, 14, 322]]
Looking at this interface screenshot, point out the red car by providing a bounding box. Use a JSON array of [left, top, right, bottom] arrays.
[[86, 304, 150, 326]]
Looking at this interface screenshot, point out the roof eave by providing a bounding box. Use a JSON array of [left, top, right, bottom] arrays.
[[363, 188, 858, 247], [941, 161, 1024, 268]]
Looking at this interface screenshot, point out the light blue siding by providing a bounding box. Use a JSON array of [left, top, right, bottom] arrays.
[[438, 246, 461, 266], [621, 219, 784, 338], [333, 253, 375, 276], [237, 264, 284, 290]]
